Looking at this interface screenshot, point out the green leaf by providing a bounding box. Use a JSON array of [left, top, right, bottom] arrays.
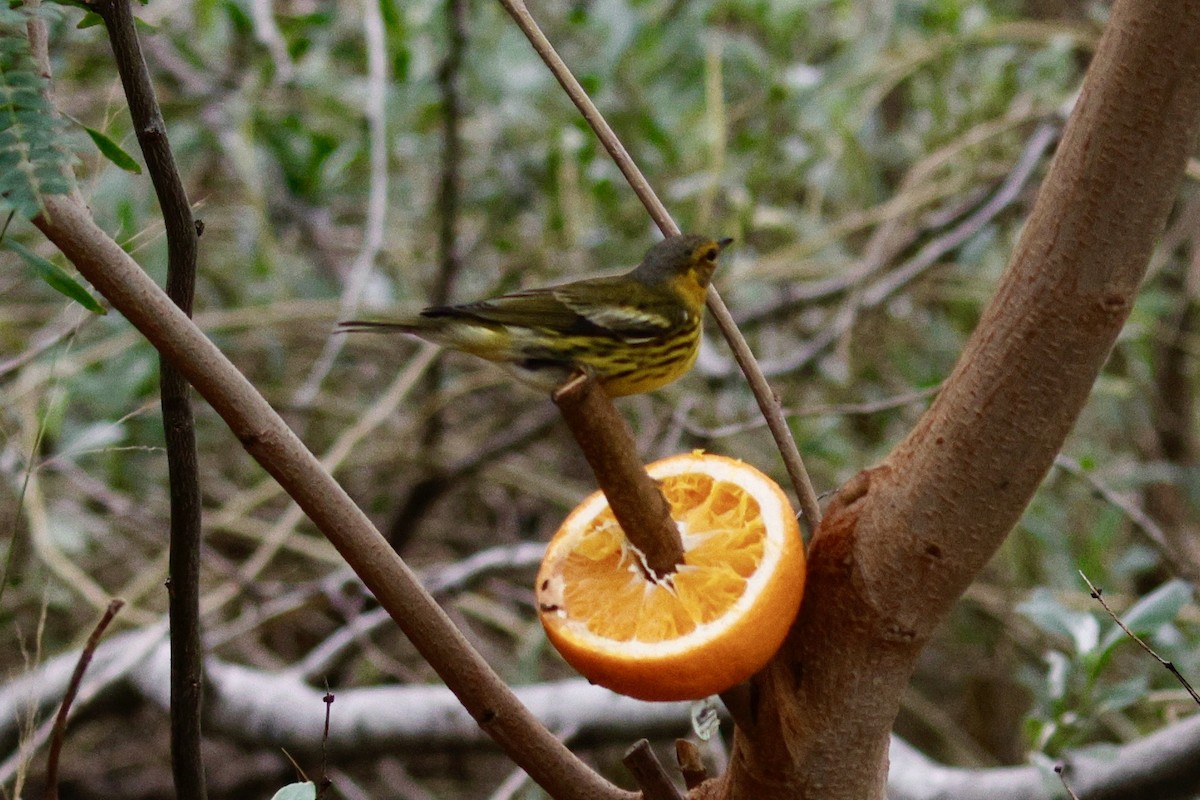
[[1099, 579, 1190, 652], [82, 126, 142, 174], [269, 782, 316, 800], [1094, 674, 1149, 715], [1018, 588, 1099, 656], [6, 240, 106, 314], [0, 11, 74, 218], [1119, 579, 1190, 633], [76, 12, 104, 29]]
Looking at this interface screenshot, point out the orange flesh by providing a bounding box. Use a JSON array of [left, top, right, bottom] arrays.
[[556, 473, 765, 642]]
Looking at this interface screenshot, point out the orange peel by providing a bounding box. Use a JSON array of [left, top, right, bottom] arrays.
[[536, 452, 806, 701]]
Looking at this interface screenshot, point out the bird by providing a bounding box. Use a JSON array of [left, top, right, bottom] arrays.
[[339, 234, 732, 397]]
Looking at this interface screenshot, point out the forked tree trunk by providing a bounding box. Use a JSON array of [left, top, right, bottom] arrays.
[[715, 2, 1200, 798]]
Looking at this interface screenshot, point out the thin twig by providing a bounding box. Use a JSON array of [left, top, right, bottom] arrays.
[[755, 120, 1060, 379], [0, 624, 167, 787], [684, 383, 942, 439], [292, 0, 390, 407], [89, 2, 207, 796], [1078, 571, 1200, 706], [494, 0, 822, 531], [319, 686, 334, 796], [45, 599, 124, 800], [1054, 455, 1170, 551], [1054, 764, 1082, 800], [553, 374, 684, 577], [34, 191, 636, 800]]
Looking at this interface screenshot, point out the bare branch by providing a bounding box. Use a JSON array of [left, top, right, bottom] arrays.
[[493, 0, 822, 532], [674, 739, 708, 791], [727, 3, 1200, 797], [1078, 571, 1200, 706], [81, 0, 207, 795], [44, 599, 124, 800], [32, 194, 633, 799], [554, 374, 683, 577]]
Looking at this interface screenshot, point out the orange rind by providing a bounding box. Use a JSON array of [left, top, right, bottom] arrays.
[[536, 452, 806, 701]]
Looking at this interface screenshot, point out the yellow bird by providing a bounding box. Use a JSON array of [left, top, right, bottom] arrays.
[[340, 234, 731, 397]]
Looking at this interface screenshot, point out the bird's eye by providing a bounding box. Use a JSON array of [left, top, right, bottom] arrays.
[[703, 247, 718, 262]]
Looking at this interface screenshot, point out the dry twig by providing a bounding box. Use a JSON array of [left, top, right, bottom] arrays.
[[1078, 570, 1200, 706], [45, 599, 124, 800], [494, 0, 823, 532]]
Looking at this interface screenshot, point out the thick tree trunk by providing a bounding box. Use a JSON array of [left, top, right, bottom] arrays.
[[720, 2, 1200, 797]]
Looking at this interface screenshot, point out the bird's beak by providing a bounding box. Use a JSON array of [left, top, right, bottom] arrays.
[[717, 237, 734, 250]]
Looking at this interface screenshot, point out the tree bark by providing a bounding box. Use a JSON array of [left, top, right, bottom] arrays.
[[721, 2, 1200, 797], [32, 198, 635, 800]]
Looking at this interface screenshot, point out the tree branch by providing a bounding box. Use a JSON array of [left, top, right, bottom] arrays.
[[493, 0, 823, 532], [32, 194, 633, 800], [8, 627, 1200, 800], [554, 374, 684, 577], [44, 599, 124, 800], [87, 1, 206, 796], [724, 2, 1200, 797], [623, 740, 684, 800]]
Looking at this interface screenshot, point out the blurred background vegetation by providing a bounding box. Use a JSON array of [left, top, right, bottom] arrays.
[[3, 0, 1199, 796]]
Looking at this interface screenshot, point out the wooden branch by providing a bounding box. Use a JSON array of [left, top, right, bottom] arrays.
[[14, 623, 1200, 799], [32, 194, 635, 800], [88, 2, 207, 797], [553, 374, 684, 577], [45, 600, 124, 800], [724, 2, 1200, 798], [622, 740, 684, 800], [674, 739, 708, 791], [494, 0, 822, 533], [1079, 571, 1200, 706]]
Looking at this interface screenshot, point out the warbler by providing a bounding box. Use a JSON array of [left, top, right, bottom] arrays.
[[340, 234, 731, 396]]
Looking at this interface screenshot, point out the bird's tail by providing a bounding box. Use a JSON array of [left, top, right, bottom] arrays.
[[336, 319, 423, 334], [338, 314, 506, 360]]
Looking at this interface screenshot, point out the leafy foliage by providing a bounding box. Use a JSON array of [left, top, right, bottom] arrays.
[[80, 123, 142, 174], [5, 239, 105, 314], [0, 7, 72, 220], [1, 0, 1198, 796], [1017, 580, 1193, 754]]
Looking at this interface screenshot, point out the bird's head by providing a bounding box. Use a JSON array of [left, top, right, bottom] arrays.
[[632, 234, 733, 307]]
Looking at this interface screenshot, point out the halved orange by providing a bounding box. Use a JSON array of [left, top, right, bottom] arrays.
[[536, 452, 806, 701]]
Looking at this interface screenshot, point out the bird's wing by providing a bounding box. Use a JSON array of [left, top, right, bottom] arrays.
[[423, 277, 679, 339], [552, 279, 679, 339], [421, 288, 586, 331]]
